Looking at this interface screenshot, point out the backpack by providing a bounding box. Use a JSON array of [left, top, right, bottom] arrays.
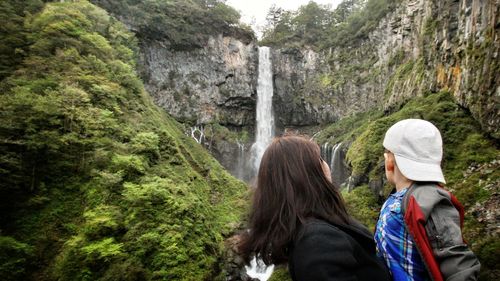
[[401, 183, 480, 281]]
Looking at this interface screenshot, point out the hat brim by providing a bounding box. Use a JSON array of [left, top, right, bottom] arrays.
[[394, 154, 446, 184]]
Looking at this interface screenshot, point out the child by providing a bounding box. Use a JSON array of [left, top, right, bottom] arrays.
[[375, 119, 480, 281]]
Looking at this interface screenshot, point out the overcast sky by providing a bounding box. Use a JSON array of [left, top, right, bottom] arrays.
[[226, 0, 343, 37]]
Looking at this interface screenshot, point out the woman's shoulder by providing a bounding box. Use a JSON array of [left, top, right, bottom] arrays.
[[297, 218, 375, 250], [293, 218, 356, 250], [301, 219, 369, 237], [298, 219, 354, 243]]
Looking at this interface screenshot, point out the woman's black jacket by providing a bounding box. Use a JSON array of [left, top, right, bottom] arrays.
[[288, 219, 390, 281]]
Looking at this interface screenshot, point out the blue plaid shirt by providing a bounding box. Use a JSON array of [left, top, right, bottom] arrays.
[[374, 188, 430, 281]]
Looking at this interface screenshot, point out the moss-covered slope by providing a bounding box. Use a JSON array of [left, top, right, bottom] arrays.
[[0, 1, 247, 280]]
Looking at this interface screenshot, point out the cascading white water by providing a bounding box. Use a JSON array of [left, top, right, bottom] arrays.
[[250, 47, 275, 174], [320, 142, 350, 188], [235, 140, 246, 180], [246, 257, 274, 281], [330, 142, 342, 173], [246, 46, 275, 281], [190, 125, 205, 144]]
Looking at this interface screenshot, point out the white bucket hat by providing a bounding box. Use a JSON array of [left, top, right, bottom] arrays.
[[383, 119, 446, 184]]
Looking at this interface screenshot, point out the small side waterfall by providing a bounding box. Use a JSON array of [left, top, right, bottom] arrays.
[[245, 257, 274, 281], [190, 125, 205, 144], [330, 143, 342, 175], [235, 140, 246, 180], [320, 142, 350, 188], [250, 46, 275, 175]]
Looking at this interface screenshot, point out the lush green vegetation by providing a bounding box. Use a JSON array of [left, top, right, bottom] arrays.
[[0, 1, 247, 280], [260, 0, 400, 49], [342, 186, 380, 230], [0, 0, 44, 80], [91, 0, 254, 50], [268, 266, 292, 281]]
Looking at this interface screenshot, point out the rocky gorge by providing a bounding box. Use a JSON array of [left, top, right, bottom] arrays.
[[0, 0, 498, 280], [126, 0, 498, 185]]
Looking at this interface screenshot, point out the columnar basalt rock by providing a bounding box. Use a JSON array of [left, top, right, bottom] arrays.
[[272, 0, 498, 138], [327, 0, 499, 137]]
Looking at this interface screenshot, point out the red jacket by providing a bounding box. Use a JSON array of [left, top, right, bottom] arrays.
[[402, 183, 480, 281]]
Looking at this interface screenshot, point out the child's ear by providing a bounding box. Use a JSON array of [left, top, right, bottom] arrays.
[[385, 157, 395, 172]]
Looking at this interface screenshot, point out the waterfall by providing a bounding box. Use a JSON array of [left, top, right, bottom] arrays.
[[190, 125, 205, 144], [246, 257, 274, 281], [246, 46, 275, 281], [320, 142, 350, 188], [250, 47, 275, 175], [330, 142, 342, 174], [235, 140, 246, 180]]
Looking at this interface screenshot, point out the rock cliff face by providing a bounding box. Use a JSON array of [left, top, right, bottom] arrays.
[[332, 0, 499, 136], [139, 35, 259, 127], [373, 0, 498, 138], [136, 36, 259, 177], [271, 48, 336, 127], [271, 45, 385, 129]]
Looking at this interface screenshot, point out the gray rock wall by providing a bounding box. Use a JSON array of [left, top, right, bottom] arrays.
[[139, 35, 259, 127]]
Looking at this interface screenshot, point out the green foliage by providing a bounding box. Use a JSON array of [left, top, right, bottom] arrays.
[[131, 132, 160, 160], [203, 123, 250, 144], [476, 237, 500, 280], [342, 185, 380, 230], [90, 0, 254, 50], [0, 236, 34, 281], [0, 1, 247, 280], [453, 165, 499, 211], [260, 1, 336, 48], [0, 0, 44, 80], [268, 267, 293, 281], [260, 0, 399, 49], [81, 238, 124, 261], [316, 109, 383, 147]]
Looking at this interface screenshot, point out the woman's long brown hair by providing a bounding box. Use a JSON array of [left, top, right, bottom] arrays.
[[238, 135, 352, 265]]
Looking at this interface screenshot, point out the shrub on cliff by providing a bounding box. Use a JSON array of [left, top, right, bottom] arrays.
[[90, 0, 255, 49]]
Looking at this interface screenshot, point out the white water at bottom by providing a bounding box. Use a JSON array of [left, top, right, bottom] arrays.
[[246, 257, 274, 281]]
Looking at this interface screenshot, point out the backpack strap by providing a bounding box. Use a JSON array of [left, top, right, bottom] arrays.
[[401, 183, 417, 214]]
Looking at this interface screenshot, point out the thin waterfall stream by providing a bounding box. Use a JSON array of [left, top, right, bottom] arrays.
[[249, 46, 275, 176]]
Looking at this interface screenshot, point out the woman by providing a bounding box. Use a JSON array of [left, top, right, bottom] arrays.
[[239, 135, 389, 281]]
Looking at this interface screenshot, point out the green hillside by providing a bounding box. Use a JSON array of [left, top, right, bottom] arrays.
[[0, 1, 247, 280]]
